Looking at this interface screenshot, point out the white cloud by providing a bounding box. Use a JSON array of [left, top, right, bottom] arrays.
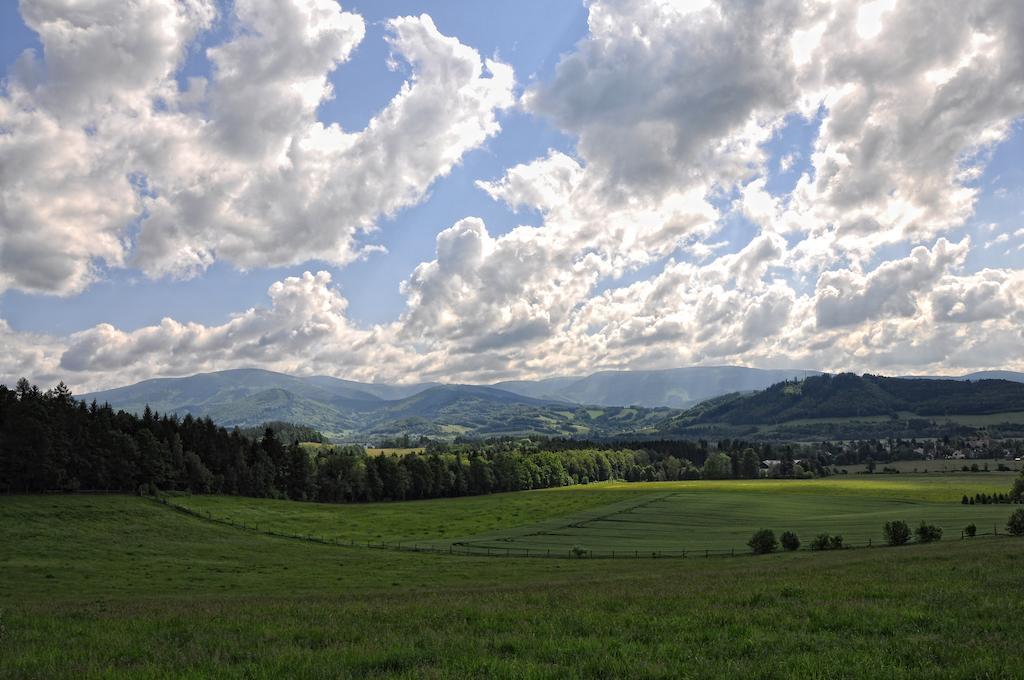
[[0, 2, 514, 294], [814, 238, 969, 329], [3, 0, 1024, 390]]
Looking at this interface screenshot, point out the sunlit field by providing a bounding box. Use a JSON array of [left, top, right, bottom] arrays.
[[170, 474, 1018, 555], [3, 492, 1024, 678]]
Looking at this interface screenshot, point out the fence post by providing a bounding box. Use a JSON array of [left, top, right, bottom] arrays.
[[706, 549, 709, 558], [731, 548, 734, 557]]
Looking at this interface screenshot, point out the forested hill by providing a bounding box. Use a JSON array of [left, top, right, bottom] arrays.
[[79, 370, 674, 440], [681, 373, 1024, 425]]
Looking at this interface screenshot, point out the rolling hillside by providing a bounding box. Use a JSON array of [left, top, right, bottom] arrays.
[[493, 366, 822, 408], [80, 367, 1024, 442], [658, 373, 1024, 440], [80, 370, 672, 440]]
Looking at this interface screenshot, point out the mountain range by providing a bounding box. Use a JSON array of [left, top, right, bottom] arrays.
[[661, 372, 1024, 441], [79, 366, 1024, 442]]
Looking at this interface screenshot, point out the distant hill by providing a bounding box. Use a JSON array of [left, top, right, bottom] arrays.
[[658, 373, 1024, 440], [902, 370, 1024, 383], [80, 369, 671, 440], [79, 367, 1024, 442], [494, 366, 821, 408]]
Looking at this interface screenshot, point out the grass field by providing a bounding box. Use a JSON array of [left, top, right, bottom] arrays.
[[365, 447, 427, 457], [2, 493, 1024, 677], [169, 475, 1020, 555], [837, 458, 1023, 474], [169, 485, 645, 543], [455, 490, 1015, 554]]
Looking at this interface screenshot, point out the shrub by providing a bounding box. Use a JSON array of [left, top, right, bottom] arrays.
[[964, 523, 977, 538], [1008, 509, 1024, 536], [810, 533, 832, 551], [829, 535, 844, 550], [915, 522, 943, 543], [1012, 475, 1024, 503], [780, 531, 800, 551], [570, 545, 588, 558], [748, 529, 778, 555], [884, 520, 911, 546], [961, 495, 969, 505]]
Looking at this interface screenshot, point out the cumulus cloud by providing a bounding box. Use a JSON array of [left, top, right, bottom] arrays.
[[814, 237, 969, 329], [3, 0, 1024, 389], [25, 271, 414, 391], [0, 1, 514, 294]]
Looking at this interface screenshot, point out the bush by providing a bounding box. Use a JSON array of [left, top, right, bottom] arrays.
[[780, 531, 800, 551], [1012, 475, 1024, 503], [884, 520, 911, 546], [961, 495, 969, 505], [1008, 509, 1024, 536], [570, 545, 588, 558], [964, 523, 977, 538], [810, 533, 832, 551], [915, 522, 943, 543], [829, 535, 844, 550], [748, 529, 778, 555]]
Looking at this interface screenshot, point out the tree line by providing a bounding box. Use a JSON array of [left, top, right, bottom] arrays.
[[0, 380, 839, 502]]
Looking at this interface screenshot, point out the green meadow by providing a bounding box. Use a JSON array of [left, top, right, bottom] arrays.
[[3, 473, 1024, 678], [167, 484, 644, 543], [171, 474, 1017, 554]]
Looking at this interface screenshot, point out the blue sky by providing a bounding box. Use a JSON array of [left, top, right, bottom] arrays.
[[2, 0, 1023, 390], [1, 0, 587, 332]]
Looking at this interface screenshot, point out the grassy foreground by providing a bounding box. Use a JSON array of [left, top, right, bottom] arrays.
[[3, 494, 1024, 678]]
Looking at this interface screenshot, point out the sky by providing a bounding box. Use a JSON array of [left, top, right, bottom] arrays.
[[1, 0, 1023, 393]]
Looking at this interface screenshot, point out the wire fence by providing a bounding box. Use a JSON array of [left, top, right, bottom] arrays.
[[150, 495, 1020, 560]]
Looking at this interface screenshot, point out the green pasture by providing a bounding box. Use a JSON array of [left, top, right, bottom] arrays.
[[2, 494, 1024, 678], [455, 490, 1015, 554], [170, 485, 643, 543], [837, 458, 1022, 474], [167, 474, 1018, 554], [595, 473, 1014, 501]]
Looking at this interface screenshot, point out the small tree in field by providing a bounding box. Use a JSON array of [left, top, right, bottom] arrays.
[[828, 535, 844, 550], [964, 523, 977, 538], [1011, 474, 1024, 503], [1008, 509, 1024, 536], [884, 520, 911, 546], [780, 531, 800, 551], [915, 522, 943, 543], [810, 533, 831, 551], [748, 529, 778, 555]]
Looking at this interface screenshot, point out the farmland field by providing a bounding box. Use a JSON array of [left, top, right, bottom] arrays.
[[836, 457, 1023, 474], [2, 491, 1024, 678], [168, 484, 644, 543], [171, 474, 1018, 555]]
